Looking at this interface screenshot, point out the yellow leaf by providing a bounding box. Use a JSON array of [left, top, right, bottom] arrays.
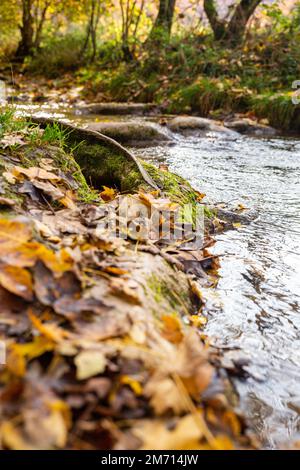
[[222, 411, 241, 437], [120, 375, 143, 395], [0, 242, 39, 267], [190, 314, 207, 328], [6, 347, 26, 377], [161, 314, 183, 344], [59, 190, 77, 209], [36, 246, 73, 274], [28, 310, 69, 343], [133, 415, 204, 450], [1, 421, 32, 450], [0, 219, 32, 252], [13, 336, 55, 360], [100, 186, 116, 202], [0, 264, 33, 301]]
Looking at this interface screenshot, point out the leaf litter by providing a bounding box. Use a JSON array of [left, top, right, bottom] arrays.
[[0, 119, 256, 450]]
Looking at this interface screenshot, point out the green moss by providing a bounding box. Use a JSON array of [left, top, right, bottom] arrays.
[[251, 92, 300, 131], [73, 143, 144, 192], [142, 161, 197, 205], [146, 272, 189, 313]]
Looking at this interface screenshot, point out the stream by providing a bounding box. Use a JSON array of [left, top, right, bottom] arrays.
[[135, 132, 300, 449], [16, 105, 300, 448]]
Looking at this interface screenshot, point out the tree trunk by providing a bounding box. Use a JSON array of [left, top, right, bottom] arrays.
[[203, 0, 226, 41], [149, 0, 176, 41], [204, 0, 262, 44], [226, 0, 262, 44], [33, 0, 50, 50], [82, 0, 101, 61], [15, 0, 34, 59]]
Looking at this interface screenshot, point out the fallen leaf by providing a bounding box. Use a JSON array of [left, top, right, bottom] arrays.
[[0, 264, 33, 301], [161, 314, 183, 344], [12, 166, 61, 182], [109, 278, 142, 305], [120, 376, 143, 396], [133, 414, 204, 450], [32, 180, 64, 200], [100, 186, 116, 202], [0, 197, 16, 207], [2, 171, 16, 184], [0, 219, 32, 252], [13, 336, 55, 360], [145, 377, 188, 415], [0, 134, 26, 148], [28, 310, 69, 342], [6, 346, 26, 377], [75, 350, 107, 380], [59, 190, 77, 209]]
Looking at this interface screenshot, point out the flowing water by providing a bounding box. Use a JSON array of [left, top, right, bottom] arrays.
[[16, 105, 300, 447], [134, 133, 300, 448]]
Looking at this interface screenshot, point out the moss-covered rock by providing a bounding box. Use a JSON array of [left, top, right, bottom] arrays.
[[86, 121, 172, 144], [167, 116, 236, 136]]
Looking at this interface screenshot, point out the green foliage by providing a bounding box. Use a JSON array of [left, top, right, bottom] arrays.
[[0, 110, 29, 138], [251, 92, 300, 131], [26, 31, 85, 77]]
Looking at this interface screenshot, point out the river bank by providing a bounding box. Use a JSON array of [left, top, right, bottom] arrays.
[[1, 71, 300, 136], [0, 111, 256, 450]]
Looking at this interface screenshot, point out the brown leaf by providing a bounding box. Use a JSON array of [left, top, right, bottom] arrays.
[[110, 278, 142, 305], [32, 180, 64, 200], [12, 166, 61, 182], [0, 197, 16, 207], [33, 262, 80, 307], [145, 377, 187, 415]]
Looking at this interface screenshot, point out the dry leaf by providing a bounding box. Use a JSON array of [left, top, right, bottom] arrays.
[[100, 186, 116, 202], [161, 314, 183, 344], [0, 264, 33, 301], [12, 166, 61, 182], [75, 350, 107, 380], [145, 377, 188, 415], [133, 415, 204, 450], [0, 219, 32, 251]]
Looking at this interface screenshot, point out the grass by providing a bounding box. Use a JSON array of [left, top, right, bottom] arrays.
[[0, 113, 100, 203], [0, 109, 28, 137], [72, 25, 300, 130]]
